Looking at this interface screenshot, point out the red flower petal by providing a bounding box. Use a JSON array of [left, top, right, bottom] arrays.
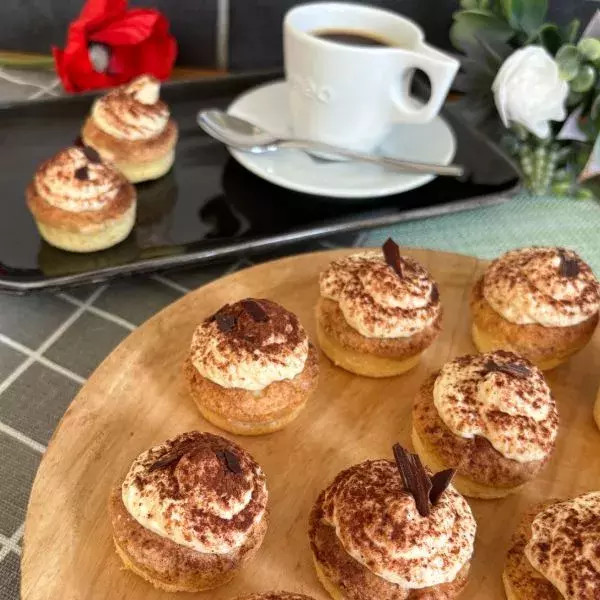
[[136, 35, 178, 80], [56, 41, 116, 92], [89, 10, 161, 46], [52, 47, 75, 93], [79, 0, 127, 27]]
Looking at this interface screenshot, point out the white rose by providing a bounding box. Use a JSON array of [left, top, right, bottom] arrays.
[[492, 46, 568, 139]]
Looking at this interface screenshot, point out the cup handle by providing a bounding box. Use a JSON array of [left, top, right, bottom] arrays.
[[391, 44, 459, 124]]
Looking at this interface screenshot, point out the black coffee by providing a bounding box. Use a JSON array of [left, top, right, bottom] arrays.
[[313, 29, 393, 47]]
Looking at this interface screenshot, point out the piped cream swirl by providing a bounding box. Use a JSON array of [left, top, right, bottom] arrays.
[[433, 351, 558, 463], [34, 146, 125, 212], [319, 251, 441, 338], [483, 247, 600, 327], [191, 299, 309, 391], [122, 431, 268, 554], [321, 460, 476, 588], [92, 75, 169, 141], [525, 492, 600, 599]]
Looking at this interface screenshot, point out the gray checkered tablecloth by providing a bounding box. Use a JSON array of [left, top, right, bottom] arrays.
[[0, 234, 365, 599]]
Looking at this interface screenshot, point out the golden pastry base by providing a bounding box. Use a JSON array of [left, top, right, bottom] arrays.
[[316, 321, 421, 378]]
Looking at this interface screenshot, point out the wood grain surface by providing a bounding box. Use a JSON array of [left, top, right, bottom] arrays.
[[21, 249, 600, 600]]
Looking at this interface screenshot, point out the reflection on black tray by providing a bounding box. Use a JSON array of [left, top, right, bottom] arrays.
[[0, 72, 520, 291]]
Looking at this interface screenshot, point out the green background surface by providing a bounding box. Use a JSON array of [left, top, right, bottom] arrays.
[[365, 194, 600, 270]]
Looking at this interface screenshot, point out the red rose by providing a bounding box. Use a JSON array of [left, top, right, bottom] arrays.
[[53, 0, 177, 93]]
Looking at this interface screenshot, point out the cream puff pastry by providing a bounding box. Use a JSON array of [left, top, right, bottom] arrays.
[[109, 431, 268, 592], [503, 492, 600, 599], [82, 75, 178, 183], [471, 247, 599, 370], [316, 240, 442, 377], [184, 298, 319, 435], [412, 350, 559, 499], [26, 145, 136, 253], [309, 444, 476, 599]]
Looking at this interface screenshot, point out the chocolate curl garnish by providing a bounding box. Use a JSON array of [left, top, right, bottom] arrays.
[[430, 284, 440, 303], [215, 313, 236, 332], [216, 449, 242, 474], [429, 469, 455, 504], [74, 166, 89, 181], [82, 145, 102, 164], [148, 441, 199, 472], [241, 299, 269, 322], [149, 451, 182, 471], [558, 249, 580, 278], [483, 359, 530, 379], [383, 238, 404, 279], [393, 443, 432, 517]]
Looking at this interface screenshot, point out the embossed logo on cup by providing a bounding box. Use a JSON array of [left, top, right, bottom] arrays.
[[289, 74, 334, 104]]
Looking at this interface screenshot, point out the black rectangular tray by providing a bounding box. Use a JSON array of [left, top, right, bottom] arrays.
[[0, 71, 520, 293]]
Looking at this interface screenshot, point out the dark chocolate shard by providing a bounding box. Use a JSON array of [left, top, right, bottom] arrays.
[[382, 238, 404, 279], [82, 145, 102, 164], [74, 166, 89, 181], [149, 448, 186, 471], [429, 469, 456, 504], [558, 249, 580, 278], [73, 135, 85, 147], [215, 313, 236, 332], [430, 284, 440, 303], [393, 443, 432, 517], [483, 359, 530, 379], [216, 449, 242, 474], [149, 438, 208, 472], [241, 299, 268, 322]]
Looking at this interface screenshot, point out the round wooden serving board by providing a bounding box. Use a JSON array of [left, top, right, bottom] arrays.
[[22, 249, 600, 600]]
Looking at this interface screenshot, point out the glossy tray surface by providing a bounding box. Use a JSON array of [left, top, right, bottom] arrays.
[[0, 72, 519, 292]]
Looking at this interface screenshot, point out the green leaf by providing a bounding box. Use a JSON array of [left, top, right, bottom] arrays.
[[450, 10, 514, 52], [570, 64, 597, 93], [578, 38, 600, 62], [563, 19, 581, 44], [556, 44, 581, 81], [551, 181, 574, 196], [460, 0, 480, 8], [499, 0, 518, 27], [567, 90, 585, 107], [577, 115, 597, 139], [579, 177, 600, 199], [500, 0, 548, 35], [591, 94, 600, 122], [538, 23, 563, 55], [519, 0, 548, 35], [575, 186, 596, 200]]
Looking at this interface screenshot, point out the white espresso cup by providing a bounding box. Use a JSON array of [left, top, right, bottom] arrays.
[[284, 2, 460, 152]]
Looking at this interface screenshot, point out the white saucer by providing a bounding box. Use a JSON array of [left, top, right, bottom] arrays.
[[227, 80, 457, 199]]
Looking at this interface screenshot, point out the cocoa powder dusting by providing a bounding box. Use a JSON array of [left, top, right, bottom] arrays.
[[201, 298, 305, 368], [131, 432, 267, 548]]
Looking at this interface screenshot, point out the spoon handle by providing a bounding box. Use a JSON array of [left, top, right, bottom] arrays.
[[277, 139, 465, 177]]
